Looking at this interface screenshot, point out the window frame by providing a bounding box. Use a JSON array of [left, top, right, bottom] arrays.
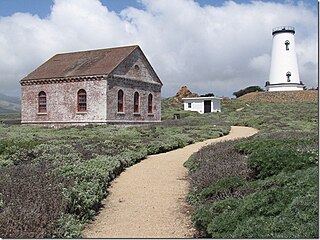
[[77, 89, 87, 112], [148, 93, 153, 113], [285, 40, 290, 51], [118, 89, 124, 113], [38, 91, 47, 113], [134, 92, 140, 113], [286, 71, 291, 82], [188, 102, 192, 108]]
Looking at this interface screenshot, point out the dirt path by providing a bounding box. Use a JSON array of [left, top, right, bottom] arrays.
[[82, 126, 258, 238]]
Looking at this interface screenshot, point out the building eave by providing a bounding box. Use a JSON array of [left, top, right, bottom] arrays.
[[110, 75, 162, 86], [20, 75, 106, 86], [182, 97, 222, 101]]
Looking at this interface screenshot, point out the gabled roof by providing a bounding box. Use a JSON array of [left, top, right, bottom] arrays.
[[22, 45, 140, 81]]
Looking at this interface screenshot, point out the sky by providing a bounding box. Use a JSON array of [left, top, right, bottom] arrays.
[[0, 0, 318, 98]]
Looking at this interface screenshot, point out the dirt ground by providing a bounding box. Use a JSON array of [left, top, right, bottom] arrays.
[[82, 126, 258, 238]]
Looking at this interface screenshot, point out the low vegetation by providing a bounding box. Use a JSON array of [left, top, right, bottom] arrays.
[[0, 91, 318, 238], [0, 112, 228, 238], [238, 89, 318, 103], [184, 93, 318, 238]]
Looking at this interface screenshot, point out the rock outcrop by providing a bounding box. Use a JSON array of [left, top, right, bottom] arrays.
[[173, 86, 198, 103]]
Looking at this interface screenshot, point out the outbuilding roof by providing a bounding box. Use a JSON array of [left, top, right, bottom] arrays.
[[22, 45, 141, 81], [182, 96, 222, 100]]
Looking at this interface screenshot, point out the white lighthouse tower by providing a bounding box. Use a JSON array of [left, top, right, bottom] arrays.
[[266, 26, 304, 91]]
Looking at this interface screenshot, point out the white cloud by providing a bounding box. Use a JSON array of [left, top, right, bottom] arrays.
[[249, 54, 271, 73], [0, 0, 317, 97]]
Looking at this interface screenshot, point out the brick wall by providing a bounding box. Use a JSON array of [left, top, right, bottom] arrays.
[[113, 48, 160, 84], [107, 77, 161, 122], [107, 47, 162, 123], [21, 80, 107, 124]]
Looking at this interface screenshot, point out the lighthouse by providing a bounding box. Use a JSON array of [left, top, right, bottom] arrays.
[[266, 26, 304, 91]]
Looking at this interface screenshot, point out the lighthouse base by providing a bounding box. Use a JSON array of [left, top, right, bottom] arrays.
[[266, 83, 304, 92]]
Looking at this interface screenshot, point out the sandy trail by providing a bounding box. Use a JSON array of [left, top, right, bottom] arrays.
[[82, 126, 258, 238]]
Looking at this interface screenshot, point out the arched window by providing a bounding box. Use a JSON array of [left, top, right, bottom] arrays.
[[285, 40, 290, 51], [77, 89, 87, 112], [286, 71, 291, 82], [118, 90, 124, 112], [148, 94, 153, 113], [38, 91, 47, 113], [134, 92, 140, 113]]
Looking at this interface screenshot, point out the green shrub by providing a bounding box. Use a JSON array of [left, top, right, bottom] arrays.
[[192, 199, 240, 238], [192, 167, 318, 238], [233, 86, 264, 98], [183, 153, 199, 173], [0, 139, 41, 155], [53, 214, 83, 238], [146, 134, 194, 155], [56, 156, 121, 182], [32, 143, 82, 164], [236, 133, 318, 179], [55, 148, 148, 222], [117, 147, 148, 166], [0, 155, 13, 167], [270, 193, 319, 238], [64, 180, 107, 220], [188, 129, 318, 238], [55, 156, 121, 220], [247, 147, 317, 179]]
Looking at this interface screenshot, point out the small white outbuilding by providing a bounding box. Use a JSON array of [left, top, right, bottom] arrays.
[[182, 97, 222, 114]]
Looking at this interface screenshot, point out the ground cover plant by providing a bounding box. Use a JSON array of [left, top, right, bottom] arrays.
[[0, 112, 229, 238], [184, 97, 318, 238], [0, 93, 317, 238]]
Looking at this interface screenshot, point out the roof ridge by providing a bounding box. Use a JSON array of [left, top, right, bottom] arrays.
[[55, 45, 139, 56], [20, 45, 154, 82]]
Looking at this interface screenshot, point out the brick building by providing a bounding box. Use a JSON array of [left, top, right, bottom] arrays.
[[20, 45, 163, 126]]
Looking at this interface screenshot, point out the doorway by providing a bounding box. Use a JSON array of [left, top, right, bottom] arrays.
[[204, 100, 211, 113]]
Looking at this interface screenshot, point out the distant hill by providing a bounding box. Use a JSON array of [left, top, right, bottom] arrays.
[[238, 90, 318, 103], [0, 93, 21, 113]]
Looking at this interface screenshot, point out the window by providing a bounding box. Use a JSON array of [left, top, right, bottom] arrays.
[[148, 94, 153, 113], [285, 40, 290, 51], [77, 89, 87, 112], [286, 71, 291, 82], [134, 92, 140, 113], [118, 90, 124, 112], [188, 102, 192, 108], [38, 91, 47, 113]]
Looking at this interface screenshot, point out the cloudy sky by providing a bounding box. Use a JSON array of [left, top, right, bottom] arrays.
[[0, 0, 318, 98]]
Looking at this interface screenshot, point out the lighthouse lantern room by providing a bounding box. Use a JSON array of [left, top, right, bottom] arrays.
[[266, 26, 304, 91]]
